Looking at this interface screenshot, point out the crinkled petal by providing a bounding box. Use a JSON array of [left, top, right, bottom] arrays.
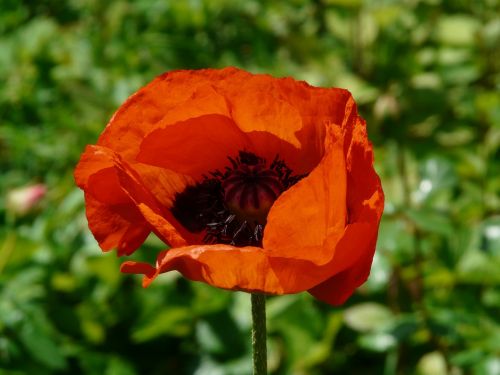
[[213, 70, 353, 173], [111, 160, 190, 247], [309, 236, 378, 305], [84, 192, 149, 256], [99, 68, 355, 175], [120, 110, 383, 300], [133, 163, 193, 209], [120, 244, 311, 293], [75, 145, 118, 190], [77, 68, 384, 306], [272, 78, 353, 172], [222, 76, 304, 163], [75, 145, 191, 254], [122, 245, 282, 291], [120, 222, 374, 294], [345, 116, 384, 223], [137, 114, 253, 179], [305, 113, 384, 304], [263, 124, 347, 264], [98, 74, 231, 160], [76, 148, 150, 255]]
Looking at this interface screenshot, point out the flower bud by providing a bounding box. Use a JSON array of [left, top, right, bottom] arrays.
[[6, 184, 46, 215]]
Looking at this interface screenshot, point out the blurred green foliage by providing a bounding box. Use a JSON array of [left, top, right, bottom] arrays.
[[1, 0, 499, 374]]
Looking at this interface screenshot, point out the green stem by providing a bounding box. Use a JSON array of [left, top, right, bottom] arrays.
[[251, 293, 267, 375]]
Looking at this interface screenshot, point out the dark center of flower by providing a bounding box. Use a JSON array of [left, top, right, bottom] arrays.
[[171, 151, 304, 247], [222, 157, 282, 225]]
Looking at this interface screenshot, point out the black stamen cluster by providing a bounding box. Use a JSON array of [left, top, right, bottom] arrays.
[[269, 155, 307, 189], [170, 151, 304, 247]]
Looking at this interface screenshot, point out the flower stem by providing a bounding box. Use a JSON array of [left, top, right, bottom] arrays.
[[251, 293, 267, 375]]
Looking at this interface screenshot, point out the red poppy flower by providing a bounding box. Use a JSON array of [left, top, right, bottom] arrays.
[[75, 67, 384, 305]]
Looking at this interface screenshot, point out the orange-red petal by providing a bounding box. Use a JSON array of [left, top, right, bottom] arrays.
[[122, 245, 282, 291], [75, 146, 149, 255], [137, 114, 253, 179], [120, 222, 375, 294], [83, 192, 149, 255], [132, 163, 193, 209], [98, 68, 356, 175], [212, 70, 353, 173], [75, 145, 191, 254], [98, 72, 231, 160], [119, 92, 383, 301], [111, 160, 190, 248], [262, 123, 347, 264], [345, 116, 384, 223], [77, 68, 384, 305], [306, 113, 384, 303], [309, 236, 378, 305], [75, 145, 118, 190]]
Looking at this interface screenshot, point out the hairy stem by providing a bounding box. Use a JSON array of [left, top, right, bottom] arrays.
[[251, 293, 267, 375]]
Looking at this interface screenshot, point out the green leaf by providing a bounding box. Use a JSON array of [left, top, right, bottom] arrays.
[[195, 310, 245, 357], [105, 356, 137, 375], [481, 218, 500, 255], [359, 332, 396, 352], [457, 250, 500, 285], [417, 352, 448, 375], [436, 15, 480, 46], [343, 303, 395, 333], [376, 218, 414, 262], [361, 251, 391, 293], [474, 357, 500, 375], [132, 307, 193, 342], [19, 320, 66, 370], [406, 208, 454, 236]]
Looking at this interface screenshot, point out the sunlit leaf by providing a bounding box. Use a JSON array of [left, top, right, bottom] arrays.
[[343, 303, 394, 333]]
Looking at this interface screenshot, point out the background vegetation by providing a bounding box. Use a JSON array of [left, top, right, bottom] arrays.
[[1, 0, 499, 374]]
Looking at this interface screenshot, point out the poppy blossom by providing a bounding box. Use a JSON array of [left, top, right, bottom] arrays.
[[75, 67, 384, 305]]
